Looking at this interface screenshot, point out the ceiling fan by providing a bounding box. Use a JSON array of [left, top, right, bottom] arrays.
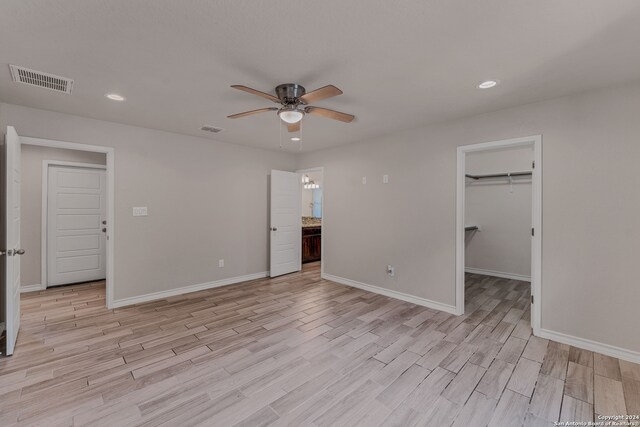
[[227, 83, 355, 132]]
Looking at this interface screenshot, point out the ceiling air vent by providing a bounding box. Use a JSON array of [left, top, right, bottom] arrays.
[[201, 125, 224, 133], [9, 64, 74, 94]]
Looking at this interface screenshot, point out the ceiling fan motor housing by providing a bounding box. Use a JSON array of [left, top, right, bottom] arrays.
[[275, 83, 306, 104]]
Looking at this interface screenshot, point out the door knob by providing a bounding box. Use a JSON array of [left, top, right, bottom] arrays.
[[102, 228, 107, 233], [270, 227, 278, 231], [10, 249, 25, 256], [102, 220, 107, 225]]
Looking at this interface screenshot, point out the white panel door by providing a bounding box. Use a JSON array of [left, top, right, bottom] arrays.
[[5, 126, 23, 355], [47, 166, 106, 286], [270, 170, 301, 277]]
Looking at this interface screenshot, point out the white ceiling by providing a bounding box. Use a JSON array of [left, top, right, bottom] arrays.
[[1, 1, 640, 152]]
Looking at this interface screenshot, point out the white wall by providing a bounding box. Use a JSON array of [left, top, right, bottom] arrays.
[[298, 80, 640, 355], [0, 103, 297, 301], [465, 146, 533, 278], [21, 145, 106, 288]]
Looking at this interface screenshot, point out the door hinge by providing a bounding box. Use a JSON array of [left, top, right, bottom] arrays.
[[531, 295, 534, 304], [531, 228, 534, 236], [532, 160, 535, 169]]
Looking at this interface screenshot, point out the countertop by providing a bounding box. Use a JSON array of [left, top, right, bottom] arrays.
[[302, 217, 322, 228]]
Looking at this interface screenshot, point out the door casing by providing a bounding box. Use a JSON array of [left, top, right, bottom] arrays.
[[456, 135, 542, 335], [21, 136, 116, 309], [296, 167, 325, 276]]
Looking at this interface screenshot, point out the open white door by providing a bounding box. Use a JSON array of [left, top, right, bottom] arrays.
[[5, 127, 23, 355], [270, 170, 301, 277]]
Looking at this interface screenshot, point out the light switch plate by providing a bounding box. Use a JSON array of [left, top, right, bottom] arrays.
[[362, 177, 367, 184], [133, 207, 148, 217], [383, 175, 389, 184]]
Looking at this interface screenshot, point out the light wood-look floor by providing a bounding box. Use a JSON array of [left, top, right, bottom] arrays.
[[1, 263, 638, 426]]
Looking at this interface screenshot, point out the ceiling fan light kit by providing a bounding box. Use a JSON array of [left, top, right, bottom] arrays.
[[228, 83, 355, 133], [278, 106, 305, 124]]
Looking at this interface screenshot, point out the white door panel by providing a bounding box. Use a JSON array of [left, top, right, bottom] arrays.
[[270, 170, 301, 277], [5, 126, 23, 355], [47, 166, 106, 286]]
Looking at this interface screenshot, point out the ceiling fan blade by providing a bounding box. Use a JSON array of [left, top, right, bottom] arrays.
[[230, 85, 281, 103], [299, 85, 343, 104], [227, 107, 278, 119], [305, 106, 355, 123], [287, 122, 300, 133]]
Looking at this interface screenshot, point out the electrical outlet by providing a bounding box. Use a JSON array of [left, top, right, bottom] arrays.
[[362, 176, 367, 184], [383, 174, 389, 184], [218, 259, 224, 268], [387, 265, 395, 277], [132, 206, 148, 217]]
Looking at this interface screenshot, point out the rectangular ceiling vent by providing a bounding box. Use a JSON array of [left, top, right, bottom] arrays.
[[201, 125, 224, 133], [9, 64, 74, 94]]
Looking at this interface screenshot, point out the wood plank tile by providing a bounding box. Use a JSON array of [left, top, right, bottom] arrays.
[[569, 346, 594, 367], [594, 353, 622, 380], [565, 361, 594, 404], [528, 373, 564, 422], [3, 267, 633, 427], [496, 336, 527, 364], [405, 367, 456, 412], [621, 376, 640, 415], [488, 389, 529, 427], [375, 364, 430, 409], [416, 341, 457, 370], [560, 395, 594, 423], [476, 358, 516, 399], [521, 336, 548, 363], [507, 357, 541, 397], [620, 360, 640, 381], [540, 343, 569, 380], [594, 374, 627, 416], [451, 391, 497, 427], [441, 362, 486, 405]]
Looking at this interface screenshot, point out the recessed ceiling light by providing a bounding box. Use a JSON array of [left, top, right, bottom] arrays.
[[105, 93, 125, 101], [477, 80, 499, 89], [290, 137, 301, 142]]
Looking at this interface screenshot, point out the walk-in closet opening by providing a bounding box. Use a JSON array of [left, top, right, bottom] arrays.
[[456, 136, 542, 334]]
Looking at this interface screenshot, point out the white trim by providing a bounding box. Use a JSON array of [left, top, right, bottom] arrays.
[[20, 284, 45, 293], [456, 135, 542, 336], [296, 166, 325, 277], [464, 268, 531, 282], [41, 160, 107, 290], [111, 272, 269, 308], [322, 273, 458, 315], [539, 328, 640, 365], [20, 136, 116, 309]]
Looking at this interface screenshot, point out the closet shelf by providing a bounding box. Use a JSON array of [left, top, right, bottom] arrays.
[[465, 171, 532, 180]]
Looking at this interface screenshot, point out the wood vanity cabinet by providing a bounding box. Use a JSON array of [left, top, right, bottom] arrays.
[[302, 226, 321, 263]]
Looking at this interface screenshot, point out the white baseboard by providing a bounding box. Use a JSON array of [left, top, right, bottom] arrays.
[[111, 271, 269, 308], [21, 284, 45, 293], [538, 328, 640, 365], [465, 267, 531, 282], [322, 273, 458, 315]]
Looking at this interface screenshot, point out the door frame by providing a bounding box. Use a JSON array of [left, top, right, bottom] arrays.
[[296, 167, 325, 276], [42, 161, 107, 290], [21, 136, 116, 309], [455, 135, 542, 335]]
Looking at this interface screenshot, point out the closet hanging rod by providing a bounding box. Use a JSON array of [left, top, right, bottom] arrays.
[[465, 171, 532, 180]]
